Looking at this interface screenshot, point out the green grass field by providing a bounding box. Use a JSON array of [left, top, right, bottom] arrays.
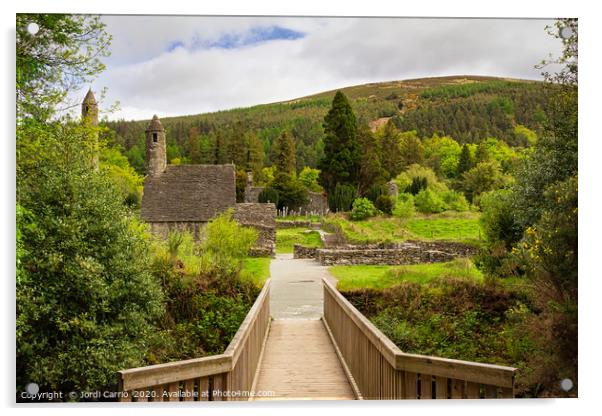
[[405, 213, 481, 241], [240, 257, 271, 287], [276, 228, 323, 254], [330, 258, 483, 291], [323, 212, 482, 245]]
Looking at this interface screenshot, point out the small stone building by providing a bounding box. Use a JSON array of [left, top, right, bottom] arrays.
[[139, 115, 276, 255]]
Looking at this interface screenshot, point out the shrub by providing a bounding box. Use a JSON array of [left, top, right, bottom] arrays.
[[200, 209, 258, 277], [405, 176, 428, 195], [394, 164, 447, 194], [258, 187, 279, 206], [365, 183, 388, 203], [350, 198, 377, 220], [440, 190, 469, 212], [375, 194, 394, 215], [414, 188, 448, 213], [328, 183, 357, 212], [393, 193, 416, 218]]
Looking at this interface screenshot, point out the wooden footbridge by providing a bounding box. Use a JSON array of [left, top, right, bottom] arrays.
[[118, 268, 516, 401]]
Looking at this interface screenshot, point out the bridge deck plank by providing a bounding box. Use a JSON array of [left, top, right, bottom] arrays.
[[252, 319, 355, 400]]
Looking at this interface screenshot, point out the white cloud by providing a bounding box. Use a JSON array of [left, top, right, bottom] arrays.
[[84, 16, 564, 120]]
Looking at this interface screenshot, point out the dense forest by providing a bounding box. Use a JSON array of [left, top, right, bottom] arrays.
[[103, 76, 551, 178]]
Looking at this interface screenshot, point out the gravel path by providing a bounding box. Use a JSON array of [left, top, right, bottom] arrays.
[[269, 253, 336, 320]]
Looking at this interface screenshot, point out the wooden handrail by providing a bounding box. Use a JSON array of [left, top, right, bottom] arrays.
[[117, 279, 271, 402], [322, 277, 517, 399]]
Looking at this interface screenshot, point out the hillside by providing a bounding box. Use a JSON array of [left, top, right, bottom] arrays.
[[104, 75, 551, 175]]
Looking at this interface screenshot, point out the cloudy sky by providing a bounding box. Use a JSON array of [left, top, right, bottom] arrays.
[[87, 16, 563, 120]]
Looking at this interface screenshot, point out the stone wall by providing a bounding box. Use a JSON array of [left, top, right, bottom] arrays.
[[293, 244, 319, 259], [316, 246, 454, 266], [234, 203, 277, 257], [276, 220, 320, 229], [292, 240, 478, 266], [303, 191, 329, 215]]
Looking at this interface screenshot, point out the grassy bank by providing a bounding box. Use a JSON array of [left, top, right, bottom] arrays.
[[276, 228, 323, 253], [322, 212, 482, 245], [241, 257, 272, 287], [330, 258, 483, 291]]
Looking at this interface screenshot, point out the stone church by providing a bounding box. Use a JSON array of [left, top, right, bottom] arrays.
[[82, 91, 276, 256], [139, 115, 276, 256]]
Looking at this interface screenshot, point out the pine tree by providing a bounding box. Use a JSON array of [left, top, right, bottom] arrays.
[[318, 91, 361, 193], [245, 132, 265, 176], [357, 124, 385, 195], [379, 120, 403, 180], [399, 130, 424, 167], [215, 130, 229, 164], [273, 130, 296, 175], [457, 143, 474, 176]]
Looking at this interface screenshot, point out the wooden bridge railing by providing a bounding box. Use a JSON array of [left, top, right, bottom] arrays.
[[117, 279, 271, 402], [323, 278, 517, 400]]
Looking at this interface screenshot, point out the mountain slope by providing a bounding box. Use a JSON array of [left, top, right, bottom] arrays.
[[104, 75, 551, 174]]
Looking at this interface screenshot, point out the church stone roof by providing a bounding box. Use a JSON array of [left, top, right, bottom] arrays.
[[141, 164, 236, 223]]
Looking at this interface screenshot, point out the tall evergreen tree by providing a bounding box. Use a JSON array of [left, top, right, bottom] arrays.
[[379, 120, 403, 180], [245, 131, 265, 176], [318, 91, 361, 193], [273, 130, 296, 175], [457, 143, 474, 175], [357, 124, 385, 195], [399, 130, 424, 167], [214, 130, 229, 165]]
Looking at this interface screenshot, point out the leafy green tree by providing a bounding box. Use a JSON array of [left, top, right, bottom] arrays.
[[513, 124, 538, 146], [461, 161, 509, 203], [318, 91, 361, 193], [99, 146, 143, 208], [17, 14, 111, 120], [273, 130, 296, 175], [17, 121, 163, 397], [298, 166, 322, 192], [423, 134, 462, 178]]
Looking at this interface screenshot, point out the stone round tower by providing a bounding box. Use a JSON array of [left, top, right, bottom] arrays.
[[145, 115, 167, 176], [81, 88, 98, 126]]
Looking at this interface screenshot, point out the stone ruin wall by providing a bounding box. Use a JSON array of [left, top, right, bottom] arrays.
[[148, 203, 277, 257], [233, 203, 277, 257], [293, 240, 478, 266]]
